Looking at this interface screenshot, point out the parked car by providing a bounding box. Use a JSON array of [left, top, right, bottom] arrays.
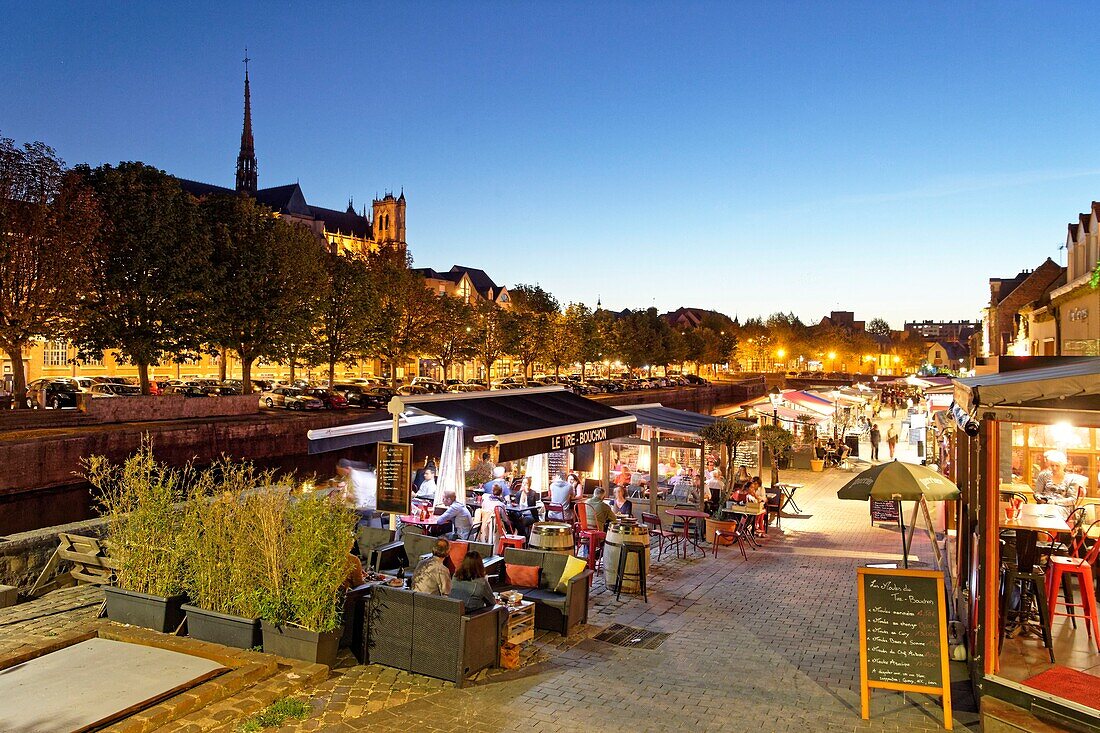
[[410, 377, 446, 393], [682, 374, 709, 386], [397, 385, 432, 396], [25, 378, 82, 409], [305, 388, 349, 409], [163, 384, 210, 398], [90, 383, 143, 398], [258, 387, 324, 410]]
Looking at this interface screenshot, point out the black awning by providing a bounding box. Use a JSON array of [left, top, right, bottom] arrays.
[[620, 403, 754, 438], [394, 387, 636, 461], [306, 416, 447, 455]]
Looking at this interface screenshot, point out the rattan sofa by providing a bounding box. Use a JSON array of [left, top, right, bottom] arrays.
[[365, 585, 500, 686], [495, 548, 592, 636], [373, 533, 501, 577]]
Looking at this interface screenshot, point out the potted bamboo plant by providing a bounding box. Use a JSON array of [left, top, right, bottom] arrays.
[[259, 491, 356, 667], [180, 461, 279, 649], [89, 440, 191, 632]]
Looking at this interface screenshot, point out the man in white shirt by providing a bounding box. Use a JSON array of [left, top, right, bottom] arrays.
[[337, 459, 376, 527]]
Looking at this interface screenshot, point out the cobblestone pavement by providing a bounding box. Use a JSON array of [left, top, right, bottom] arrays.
[[0, 465, 979, 733]]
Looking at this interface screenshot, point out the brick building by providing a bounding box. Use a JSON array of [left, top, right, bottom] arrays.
[[981, 258, 1064, 357]]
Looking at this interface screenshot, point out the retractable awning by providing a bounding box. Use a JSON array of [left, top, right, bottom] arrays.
[[619, 403, 753, 438], [954, 358, 1100, 411], [306, 414, 448, 454], [390, 386, 636, 462]]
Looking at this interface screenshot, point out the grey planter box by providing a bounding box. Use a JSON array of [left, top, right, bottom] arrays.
[[182, 604, 262, 650], [261, 621, 341, 667], [103, 586, 188, 632]]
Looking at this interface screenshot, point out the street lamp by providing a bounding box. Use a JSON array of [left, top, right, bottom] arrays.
[[827, 351, 837, 373], [768, 386, 782, 425]]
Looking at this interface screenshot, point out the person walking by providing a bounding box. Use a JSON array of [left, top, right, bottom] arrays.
[[869, 423, 881, 461], [886, 424, 898, 459]]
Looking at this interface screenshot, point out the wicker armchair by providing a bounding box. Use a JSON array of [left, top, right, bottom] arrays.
[[499, 548, 592, 636]]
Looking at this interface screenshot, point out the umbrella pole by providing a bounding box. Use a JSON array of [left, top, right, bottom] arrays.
[[903, 499, 921, 564], [896, 500, 908, 569]]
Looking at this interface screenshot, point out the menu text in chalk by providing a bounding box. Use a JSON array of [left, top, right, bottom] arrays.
[[857, 566, 952, 730]]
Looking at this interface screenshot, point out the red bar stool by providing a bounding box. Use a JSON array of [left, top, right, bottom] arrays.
[[494, 506, 525, 556], [1046, 519, 1100, 651]]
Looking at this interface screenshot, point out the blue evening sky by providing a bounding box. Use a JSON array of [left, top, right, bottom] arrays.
[[2, 2, 1096, 327]]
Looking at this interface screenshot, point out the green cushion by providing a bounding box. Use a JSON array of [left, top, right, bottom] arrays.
[[540, 552, 568, 590]]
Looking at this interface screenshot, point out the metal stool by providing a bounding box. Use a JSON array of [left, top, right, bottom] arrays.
[[611, 542, 648, 602], [999, 567, 1055, 663]]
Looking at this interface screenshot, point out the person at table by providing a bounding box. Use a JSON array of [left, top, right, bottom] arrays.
[[474, 483, 509, 544], [483, 466, 512, 499], [584, 486, 617, 531], [548, 471, 574, 521], [614, 466, 632, 488], [510, 476, 540, 536], [411, 538, 451, 595], [437, 489, 474, 540], [569, 473, 585, 499], [449, 551, 497, 611], [746, 476, 767, 504], [414, 467, 438, 501], [611, 484, 633, 517], [1034, 449, 1082, 517], [705, 470, 725, 505], [343, 543, 366, 589]]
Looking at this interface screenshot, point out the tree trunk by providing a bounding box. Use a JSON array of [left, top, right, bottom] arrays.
[[137, 361, 151, 395], [770, 452, 780, 488], [328, 358, 336, 388], [289, 358, 296, 384], [484, 358, 494, 385], [389, 357, 399, 389], [3, 341, 29, 409], [218, 351, 227, 381], [241, 354, 254, 395]]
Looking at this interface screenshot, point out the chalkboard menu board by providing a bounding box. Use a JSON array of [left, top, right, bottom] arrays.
[[857, 567, 951, 729], [870, 499, 900, 525], [376, 442, 412, 514]]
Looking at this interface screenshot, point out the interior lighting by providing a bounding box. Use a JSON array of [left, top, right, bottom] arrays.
[[1050, 421, 1083, 448]]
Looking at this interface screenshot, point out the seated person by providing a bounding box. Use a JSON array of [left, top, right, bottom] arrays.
[[584, 486, 617, 531], [343, 545, 366, 589], [611, 484, 633, 516], [414, 467, 438, 500], [474, 483, 508, 544], [437, 489, 474, 539], [411, 538, 451, 595], [614, 466, 632, 488], [1034, 449, 1083, 518], [448, 551, 496, 612], [746, 476, 767, 504], [510, 476, 540, 536], [548, 471, 575, 521], [482, 466, 512, 499]]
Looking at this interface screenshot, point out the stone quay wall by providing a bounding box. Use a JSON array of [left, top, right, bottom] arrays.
[[0, 516, 108, 596]]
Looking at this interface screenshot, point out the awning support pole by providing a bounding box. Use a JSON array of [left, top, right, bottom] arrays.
[[389, 413, 399, 532], [649, 429, 659, 516]]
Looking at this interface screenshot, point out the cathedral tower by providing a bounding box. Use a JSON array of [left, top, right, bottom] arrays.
[[372, 191, 406, 247], [235, 52, 258, 194]]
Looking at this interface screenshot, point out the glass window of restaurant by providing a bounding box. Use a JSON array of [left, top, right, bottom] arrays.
[[976, 411, 1100, 722]]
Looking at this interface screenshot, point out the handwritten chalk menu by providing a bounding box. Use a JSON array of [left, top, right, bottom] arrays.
[[376, 442, 412, 514], [870, 499, 900, 525], [857, 567, 952, 729]]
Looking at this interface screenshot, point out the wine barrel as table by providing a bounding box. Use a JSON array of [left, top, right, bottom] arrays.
[[529, 522, 574, 554], [603, 522, 650, 594]]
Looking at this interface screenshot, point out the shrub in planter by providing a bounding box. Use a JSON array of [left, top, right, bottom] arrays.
[[88, 439, 191, 631], [180, 461, 279, 649], [259, 491, 355, 667]]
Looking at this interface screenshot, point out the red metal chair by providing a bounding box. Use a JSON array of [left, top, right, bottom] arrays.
[[712, 514, 749, 561], [1046, 519, 1100, 650], [494, 506, 525, 555], [543, 501, 567, 522], [641, 511, 682, 561]]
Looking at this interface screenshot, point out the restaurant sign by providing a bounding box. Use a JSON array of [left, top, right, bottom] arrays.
[[496, 419, 636, 462], [376, 441, 412, 514]]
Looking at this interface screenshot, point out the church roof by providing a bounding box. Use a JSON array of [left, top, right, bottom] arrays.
[[254, 184, 311, 217], [309, 204, 371, 238], [448, 266, 499, 296]]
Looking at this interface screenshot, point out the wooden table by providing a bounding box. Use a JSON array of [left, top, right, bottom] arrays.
[[666, 508, 709, 557], [397, 515, 452, 537], [999, 503, 1070, 572], [502, 600, 535, 645]]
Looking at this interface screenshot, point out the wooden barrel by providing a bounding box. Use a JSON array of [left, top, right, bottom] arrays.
[[529, 522, 574, 554], [603, 522, 650, 594]]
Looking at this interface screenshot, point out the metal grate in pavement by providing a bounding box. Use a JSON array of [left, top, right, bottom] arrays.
[[593, 624, 671, 650]]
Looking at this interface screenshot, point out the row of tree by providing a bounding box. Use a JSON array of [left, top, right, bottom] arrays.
[[1, 133, 923, 407]]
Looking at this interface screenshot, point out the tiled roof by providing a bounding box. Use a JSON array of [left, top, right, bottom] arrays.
[[310, 204, 371, 238], [448, 266, 499, 295]]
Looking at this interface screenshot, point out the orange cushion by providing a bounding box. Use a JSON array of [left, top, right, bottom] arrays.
[[506, 563, 540, 589], [446, 540, 469, 574]]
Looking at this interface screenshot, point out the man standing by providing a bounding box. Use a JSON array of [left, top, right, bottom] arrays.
[[411, 538, 451, 595], [869, 423, 881, 461], [337, 459, 376, 529], [886, 424, 899, 459]]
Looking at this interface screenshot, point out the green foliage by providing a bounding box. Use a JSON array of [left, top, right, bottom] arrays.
[[87, 438, 191, 597], [180, 460, 281, 618], [237, 697, 311, 731], [0, 133, 101, 405], [278, 493, 356, 632], [561, 302, 604, 377], [760, 423, 794, 486], [471, 299, 511, 381], [308, 251, 377, 386], [203, 194, 328, 393], [699, 419, 757, 514], [506, 283, 560, 382], [426, 295, 477, 380], [73, 162, 210, 393], [867, 318, 892, 336], [368, 255, 443, 387]]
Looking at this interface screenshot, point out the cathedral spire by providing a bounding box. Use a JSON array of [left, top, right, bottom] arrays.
[[235, 50, 257, 194]]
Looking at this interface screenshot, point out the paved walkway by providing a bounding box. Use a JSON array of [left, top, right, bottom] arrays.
[[0, 465, 979, 732]]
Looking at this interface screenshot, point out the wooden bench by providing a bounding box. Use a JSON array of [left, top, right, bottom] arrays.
[[29, 533, 117, 598]]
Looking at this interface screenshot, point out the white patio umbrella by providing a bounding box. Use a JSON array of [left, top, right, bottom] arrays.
[[435, 423, 466, 506], [525, 452, 549, 495]]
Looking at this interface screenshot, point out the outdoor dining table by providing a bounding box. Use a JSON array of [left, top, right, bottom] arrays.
[[666, 508, 709, 557], [775, 482, 803, 513], [398, 514, 452, 537], [999, 503, 1071, 573], [721, 503, 766, 546]]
